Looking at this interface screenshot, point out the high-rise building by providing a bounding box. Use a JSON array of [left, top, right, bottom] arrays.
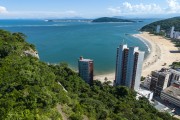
[[150, 70, 170, 96], [115, 45, 144, 91], [174, 31, 180, 39], [78, 56, 93, 84], [149, 68, 180, 96], [156, 25, 161, 33], [170, 26, 175, 38]]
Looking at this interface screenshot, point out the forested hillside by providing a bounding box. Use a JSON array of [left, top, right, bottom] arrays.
[[141, 17, 180, 32], [0, 29, 178, 120]]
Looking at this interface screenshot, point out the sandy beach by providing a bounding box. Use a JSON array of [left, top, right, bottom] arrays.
[[94, 32, 180, 83]]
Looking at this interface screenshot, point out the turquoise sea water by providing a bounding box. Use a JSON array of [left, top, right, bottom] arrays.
[[0, 19, 158, 75]]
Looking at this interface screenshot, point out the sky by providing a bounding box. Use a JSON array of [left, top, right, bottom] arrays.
[[0, 0, 180, 19]]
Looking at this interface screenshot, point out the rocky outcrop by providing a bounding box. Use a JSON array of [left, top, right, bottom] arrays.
[[23, 49, 39, 59]]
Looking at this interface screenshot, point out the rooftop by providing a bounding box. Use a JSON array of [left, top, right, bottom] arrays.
[[169, 69, 180, 75], [162, 86, 180, 100], [137, 87, 153, 96], [79, 59, 93, 62], [79, 57, 93, 62], [154, 102, 173, 114], [175, 68, 180, 72], [152, 68, 180, 76], [152, 99, 175, 116]]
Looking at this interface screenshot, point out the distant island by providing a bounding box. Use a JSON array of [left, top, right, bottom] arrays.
[[45, 19, 92, 22], [141, 17, 180, 32], [92, 17, 135, 23], [45, 17, 138, 23]]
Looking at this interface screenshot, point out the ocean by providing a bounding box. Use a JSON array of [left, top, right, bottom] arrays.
[[0, 19, 158, 75]]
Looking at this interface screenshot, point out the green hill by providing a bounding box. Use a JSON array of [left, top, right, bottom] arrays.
[[92, 17, 135, 23], [0, 29, 178, 120], [141, 17, 180, 32]]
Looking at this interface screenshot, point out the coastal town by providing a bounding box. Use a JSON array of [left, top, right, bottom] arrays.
[[78, 25, 180, 118], [2, 0, 180, 119]]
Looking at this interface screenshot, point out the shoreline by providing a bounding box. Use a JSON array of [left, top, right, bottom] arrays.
[[94, 32, 180, 83]]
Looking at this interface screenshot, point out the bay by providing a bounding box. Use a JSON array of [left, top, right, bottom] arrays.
[[0, 19, 157, 75]]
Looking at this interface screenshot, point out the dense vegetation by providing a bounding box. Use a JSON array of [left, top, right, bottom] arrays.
[[172, 62, 180, 69], [92, 17, 135, 23], [141, 17, 180, 32], [0, 30, 67, 119], [0, 29, 178, 120]]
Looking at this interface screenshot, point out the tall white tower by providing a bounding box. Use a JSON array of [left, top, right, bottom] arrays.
[[156, 25, 161, 33], [170, 26, 175, 38], [115, 45, 144, 91]]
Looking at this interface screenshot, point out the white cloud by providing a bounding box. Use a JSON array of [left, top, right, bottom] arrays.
[[166, 0, 180, 13], [0, 6, 8, 13], [107, 0, 180, 15], [108, 2, 163, 15], [122, 2, 163, 14]]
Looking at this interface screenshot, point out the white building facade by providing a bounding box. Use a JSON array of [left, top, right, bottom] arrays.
[[170, 26, 175, 38], [156, 25, 161, 33], [115, 44, 144, 91]]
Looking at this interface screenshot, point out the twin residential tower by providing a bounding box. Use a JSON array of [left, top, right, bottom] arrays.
[[78, 44, 144, 90], [115, 45, 144, 90]]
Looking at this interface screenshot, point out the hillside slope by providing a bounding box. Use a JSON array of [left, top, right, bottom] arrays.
[[141, 17, 180, 32]]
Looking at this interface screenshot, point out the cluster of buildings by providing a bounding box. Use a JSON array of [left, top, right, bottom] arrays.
[[142, 68, 180, 108], [78, 44, 144, 91], [169, 26, 180, 39], [78, 43, 180, 114], [156, 25, 180, 40]]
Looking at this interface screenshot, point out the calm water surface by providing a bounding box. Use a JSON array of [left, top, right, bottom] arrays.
[[0, 19, 158, 75]]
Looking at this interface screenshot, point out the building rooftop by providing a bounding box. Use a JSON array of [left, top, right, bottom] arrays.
[[169, 69, 180, 74], [136, 87, 153, 101], [174, 81, 180, 85], [137, 87, 153, 96], [162, 86, 180, 100], [152, 68, 180, 76], [152, 101, 175, 116], [175, 68, 180, 72], [79, 56, 93, 62], [79, 59, 93, 62]]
